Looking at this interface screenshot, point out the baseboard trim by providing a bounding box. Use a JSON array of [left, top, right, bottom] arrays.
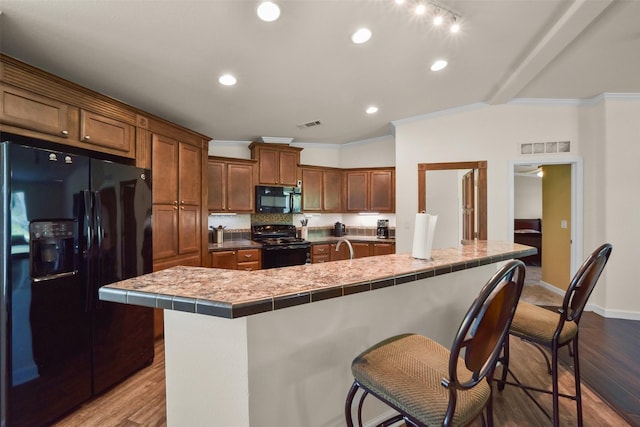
[[539, 281, 640, 321], [586, 304, 640, 321]]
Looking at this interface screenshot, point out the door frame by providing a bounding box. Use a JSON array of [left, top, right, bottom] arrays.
[[508, 156, 583, 277]]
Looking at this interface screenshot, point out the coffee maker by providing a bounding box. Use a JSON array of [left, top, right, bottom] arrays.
[[377, 219, 389, 239]]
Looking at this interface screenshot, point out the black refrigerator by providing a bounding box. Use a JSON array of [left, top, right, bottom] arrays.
[[1, 136, 154, 427]]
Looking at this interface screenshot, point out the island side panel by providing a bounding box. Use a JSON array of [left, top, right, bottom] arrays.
[[164, 310, 250, 426], [245, 264, 495, 427]]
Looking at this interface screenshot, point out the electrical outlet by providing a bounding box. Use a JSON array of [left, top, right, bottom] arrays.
[[561, 220, 567, 229]]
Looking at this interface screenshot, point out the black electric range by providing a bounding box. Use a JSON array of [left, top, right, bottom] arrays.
[[251, 224, 311, 269]]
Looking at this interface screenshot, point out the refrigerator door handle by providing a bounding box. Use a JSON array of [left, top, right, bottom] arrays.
[[83, 190, 94, 312], [93, 190, 104, 309]]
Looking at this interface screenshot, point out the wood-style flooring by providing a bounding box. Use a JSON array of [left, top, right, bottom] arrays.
[[53, 312, 637, 427]]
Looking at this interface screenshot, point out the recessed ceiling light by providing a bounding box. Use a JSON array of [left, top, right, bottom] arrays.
[[450, 18, 460, 34], [218, 74, 237, 86], [257, 1, 280, 22], [366, 106, 379, 114], [352, 28, 372, 44], [433, 13, 444, 26], [415, 4, 427, 15], [430, 59, 448, 71]]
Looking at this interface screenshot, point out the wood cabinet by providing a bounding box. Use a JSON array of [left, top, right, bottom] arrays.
[[0, 83, 136, 158], [249, 142, 302, 186], [372, 242, 395, 256], [211, 249, 262, 270], [345, 168, 395, 213], [311, 244, 331, 263], [313, 241, 395, 262], [330, 243, 350, 261], [152, 133, 202, 266], [352, 242, 371, 259], [208, 157, 256, 213], [79, 109, 135, 157], [1, 83, 72, 138], [301, 166, 343, 212]]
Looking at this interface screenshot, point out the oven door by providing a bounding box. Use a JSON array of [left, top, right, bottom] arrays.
[[262, 245, 310, 269]]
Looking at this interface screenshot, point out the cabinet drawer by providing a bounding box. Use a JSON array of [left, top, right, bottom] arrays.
[[312, 244, 330, 255], [312, 254, 331, 264], [236, 249, 261, 263], [237, 261, 261, 271]]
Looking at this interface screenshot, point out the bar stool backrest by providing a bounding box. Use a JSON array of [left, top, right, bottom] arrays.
[[563, 243, 613, 325], [448, 260, 525, 390]]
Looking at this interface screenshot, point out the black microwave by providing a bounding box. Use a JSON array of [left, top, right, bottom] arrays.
[[255, 185, 302, 213]]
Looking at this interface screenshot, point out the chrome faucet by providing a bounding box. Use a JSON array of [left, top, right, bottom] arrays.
[[336, 238, 354, 260]]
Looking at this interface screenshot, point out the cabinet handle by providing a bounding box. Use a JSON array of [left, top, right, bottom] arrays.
[[83, 135, 91, 141], [244, 254, 253, 258], [181, 200, 185, 204], [173, 201, 178, 206], [180, 206, 184, 210], [61, 130, 69, 136]]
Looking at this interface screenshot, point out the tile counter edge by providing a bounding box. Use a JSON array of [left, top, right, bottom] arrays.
[[100, 241, 535, 319]]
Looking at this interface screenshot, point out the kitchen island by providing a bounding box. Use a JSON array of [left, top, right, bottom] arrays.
[[99, 241, 535, 427]]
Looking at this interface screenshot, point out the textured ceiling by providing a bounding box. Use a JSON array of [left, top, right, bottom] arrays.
[[1, 0, 639, 144]]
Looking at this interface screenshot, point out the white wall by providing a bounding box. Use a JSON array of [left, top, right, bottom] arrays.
[[514, 175, 542, 218], [394, 97, 640, 319]]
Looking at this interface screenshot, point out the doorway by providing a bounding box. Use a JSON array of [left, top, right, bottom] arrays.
[[509, 158, 583, 290]]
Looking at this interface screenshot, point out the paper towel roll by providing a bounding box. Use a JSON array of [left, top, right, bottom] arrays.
[[412, 213, 438, 260]]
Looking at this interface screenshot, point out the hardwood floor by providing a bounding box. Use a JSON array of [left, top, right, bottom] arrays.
[[53, 340, 166, 427], [53, 315, 636, 427]]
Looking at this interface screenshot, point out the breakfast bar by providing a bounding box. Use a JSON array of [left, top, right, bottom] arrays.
[[99, 241, 535, 427]]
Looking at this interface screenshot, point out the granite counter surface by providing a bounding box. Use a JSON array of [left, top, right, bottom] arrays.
[[100, 241, 535, 319], [208, 239, 262, 252]]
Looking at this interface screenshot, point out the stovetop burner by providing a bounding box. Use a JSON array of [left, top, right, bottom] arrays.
[[251, 224, 308, 245]]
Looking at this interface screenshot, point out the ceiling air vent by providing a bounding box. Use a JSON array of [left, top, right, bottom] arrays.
[[297, 120, 322, 129]]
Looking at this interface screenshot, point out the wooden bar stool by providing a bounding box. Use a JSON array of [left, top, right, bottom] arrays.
[[497, 243, 613, 426], [345, 260, 526, 427]]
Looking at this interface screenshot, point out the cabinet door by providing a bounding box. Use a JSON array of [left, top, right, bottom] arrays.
[[330, 243, 350, 261], [178, 204, 201, 255], [370, 170, 394, 212], [346, 171, 368, 212], [302, 168, 322, 211], [323, 170, 342, 212], [207, 161, 226, 211], [0, 84, 71, 137], [152, 134, 179, 205], [80, 110, 135, 158], [372, 243, 395, 256], [257, 147, 279, 185], [211, 251, 237, 269], [279, 151, 299, 186], [226, 162, 254, 212], [352, 243, 371, 259], [152, 204, 178, 260], [179, 143, 202, 206]]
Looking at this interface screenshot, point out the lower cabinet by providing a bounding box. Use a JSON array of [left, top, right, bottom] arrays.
[[372, 242, 395, 256], [311, 244, 331, 263], [211, 249, 262, 271], [312, 241, 395, 263]]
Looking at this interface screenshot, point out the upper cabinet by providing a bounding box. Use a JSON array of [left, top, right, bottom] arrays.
[[345, 168, 395, 213], [208, 156, 256, 213], [151, 134, 204, 267], [301, 165, 343, 212], [0, 84, 71, 137], [249, 142, 302, 186], [79, 109, 135, 156]]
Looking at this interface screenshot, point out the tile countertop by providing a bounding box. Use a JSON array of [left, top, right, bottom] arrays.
[[100, 241, 535, 319]]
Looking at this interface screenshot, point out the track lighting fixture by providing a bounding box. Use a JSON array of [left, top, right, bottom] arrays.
[[396, 1, 462, 33]]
